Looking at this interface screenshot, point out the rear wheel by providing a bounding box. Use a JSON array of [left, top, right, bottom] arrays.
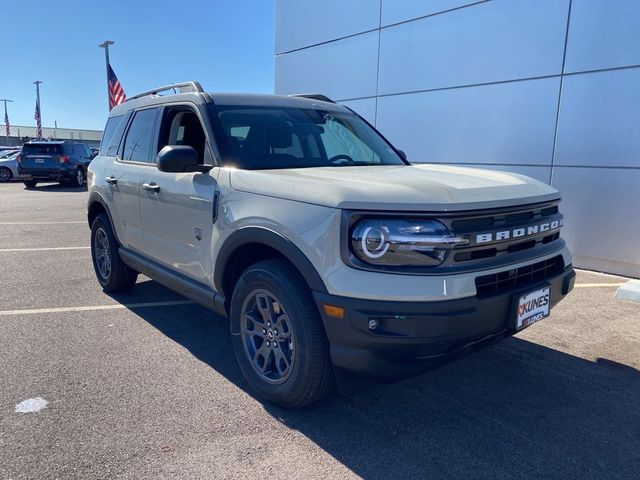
[[68, 167, 84, 187], [23, 180, 37, 188], [230, 259, 334, 408], [91, 213, 137, 292], [0, 167, 12, 182]]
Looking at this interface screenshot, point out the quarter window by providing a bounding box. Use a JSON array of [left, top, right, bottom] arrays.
[[100, 115, 126, 156]]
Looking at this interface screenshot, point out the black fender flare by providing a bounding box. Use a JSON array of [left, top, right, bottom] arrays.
[[87, 191, 117, 240], [214, 226, 328, 328]]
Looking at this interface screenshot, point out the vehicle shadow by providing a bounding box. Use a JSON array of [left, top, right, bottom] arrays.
[[24, 182, 88, 193], [108, 281, 640, 480]]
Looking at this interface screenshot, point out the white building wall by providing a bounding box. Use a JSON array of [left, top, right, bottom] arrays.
[[275, 0, 640, 278]]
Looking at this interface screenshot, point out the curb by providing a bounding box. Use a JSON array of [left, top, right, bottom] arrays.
[[615, 280, 640, 303]]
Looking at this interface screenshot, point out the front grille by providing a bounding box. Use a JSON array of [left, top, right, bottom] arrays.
[[445, 201, 563, 265], [474, 255, 565, 298]]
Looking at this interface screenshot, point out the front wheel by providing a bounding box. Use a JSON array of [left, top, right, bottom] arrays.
[[230, 259, 334, 408], [90, 213, 137, 292]]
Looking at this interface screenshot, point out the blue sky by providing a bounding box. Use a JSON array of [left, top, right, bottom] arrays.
[[1, 0, 274, 130]]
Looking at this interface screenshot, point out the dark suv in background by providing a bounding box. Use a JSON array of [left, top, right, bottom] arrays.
[[18, 140, 95, 188]]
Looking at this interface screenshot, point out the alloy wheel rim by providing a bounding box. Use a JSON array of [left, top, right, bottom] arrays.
[[94, 228, 111, 280], [240, 289, 295, 384], [77, 170, 83, 185], [0, 168, 10, 181]]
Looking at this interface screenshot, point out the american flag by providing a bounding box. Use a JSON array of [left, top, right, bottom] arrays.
[[34, 98, 42, 139], [108, 64, 126, 110], [3, 106, 9, 137]]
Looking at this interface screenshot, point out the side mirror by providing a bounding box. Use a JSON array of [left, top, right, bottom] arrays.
[[156, 145, 209, 173], [397, 149, 407, 162]]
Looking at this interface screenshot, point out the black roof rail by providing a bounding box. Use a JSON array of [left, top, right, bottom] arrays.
[[127, 81, 204, 101], [289, 93, 335, 103]]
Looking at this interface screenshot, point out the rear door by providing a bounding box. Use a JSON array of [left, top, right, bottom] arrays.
[[139, 104, 219, 285], [104, 108, 160, 252]]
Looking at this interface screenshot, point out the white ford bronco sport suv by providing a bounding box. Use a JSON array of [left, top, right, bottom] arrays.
[[88, 81, 575, 408]]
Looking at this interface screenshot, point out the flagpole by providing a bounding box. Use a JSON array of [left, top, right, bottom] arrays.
[[99, 40, 114, 111], [0, 98, 13, 145], [33, 81, 43, 140]]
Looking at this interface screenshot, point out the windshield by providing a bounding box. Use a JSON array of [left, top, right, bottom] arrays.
[[0, 150, 17, 158], [209, 106, 406, 170]]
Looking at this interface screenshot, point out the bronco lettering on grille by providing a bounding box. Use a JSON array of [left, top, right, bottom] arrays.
[[476, 219, 563, 244]]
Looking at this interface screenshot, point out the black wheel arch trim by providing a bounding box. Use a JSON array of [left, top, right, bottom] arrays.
[[215, 227, 328, 333], [87, 192, 117, 239]]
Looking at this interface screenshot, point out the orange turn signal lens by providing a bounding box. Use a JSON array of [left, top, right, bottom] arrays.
[[323, 304, 345, 319]]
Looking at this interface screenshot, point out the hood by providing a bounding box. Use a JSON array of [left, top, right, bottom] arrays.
[[228, 164, 560, 211]]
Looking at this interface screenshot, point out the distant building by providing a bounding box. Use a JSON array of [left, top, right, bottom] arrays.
[[2, 125, 103, 147]]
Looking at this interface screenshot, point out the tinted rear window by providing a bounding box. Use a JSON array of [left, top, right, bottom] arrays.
[[22, 144, 62, 155], [100, 114, 127, 156]]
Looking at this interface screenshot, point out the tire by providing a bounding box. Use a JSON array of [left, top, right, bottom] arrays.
[[90, 213, 138, 292], [23, 180, 37, 188], [230, 259, 334, 408], [0, 167, 12, 182], [68, 167, 84, 187]]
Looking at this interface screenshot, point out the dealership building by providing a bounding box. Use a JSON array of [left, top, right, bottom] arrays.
[[275, 0, 640, 278]]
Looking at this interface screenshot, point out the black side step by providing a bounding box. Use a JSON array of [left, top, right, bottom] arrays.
[[118, 248, 226, 317]]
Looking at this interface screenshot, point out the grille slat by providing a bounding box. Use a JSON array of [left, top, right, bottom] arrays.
[[474, 256, 564, 298]]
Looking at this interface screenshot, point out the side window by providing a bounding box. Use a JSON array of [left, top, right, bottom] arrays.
[[100, 115, 126, 156], [230, 126, 250, 140], [158, 107, 207, 164], [122, 109, 160, 163]]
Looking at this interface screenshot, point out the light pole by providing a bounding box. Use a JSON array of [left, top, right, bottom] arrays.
[[34, 81, 43, 139], [0, 98, 13, 145], [99, 40, 114, 110]]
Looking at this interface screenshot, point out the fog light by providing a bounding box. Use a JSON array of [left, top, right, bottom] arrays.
[[368, 319, 379, 330]]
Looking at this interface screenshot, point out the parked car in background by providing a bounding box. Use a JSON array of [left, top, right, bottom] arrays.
[[0, 150, 21, 182], [17, 140, 95, 188], [0, 148, 20, 158]]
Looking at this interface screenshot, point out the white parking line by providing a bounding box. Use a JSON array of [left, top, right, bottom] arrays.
[[0, 221, 85, 225], [0, 246, 90, 252], [0, 300, 195, 316], [574, 283, 625, 288]]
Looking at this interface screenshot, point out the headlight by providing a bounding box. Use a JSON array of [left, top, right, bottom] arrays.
[[350, 218, 469, 267]]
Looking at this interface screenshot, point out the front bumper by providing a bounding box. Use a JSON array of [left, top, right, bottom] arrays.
[[314, 264, 575, 381]]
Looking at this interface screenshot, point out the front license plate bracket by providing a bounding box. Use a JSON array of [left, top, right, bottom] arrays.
[[514, 286, 550, 331]]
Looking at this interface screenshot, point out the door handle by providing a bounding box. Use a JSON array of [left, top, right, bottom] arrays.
[[105, 176, 117, 185], [142, 182, 160, 192]]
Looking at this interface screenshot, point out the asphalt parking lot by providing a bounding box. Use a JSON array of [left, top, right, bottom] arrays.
[[1, 181, 639, 480]]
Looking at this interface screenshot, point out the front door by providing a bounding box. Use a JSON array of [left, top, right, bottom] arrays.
[[139, 105, 219, 286]]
